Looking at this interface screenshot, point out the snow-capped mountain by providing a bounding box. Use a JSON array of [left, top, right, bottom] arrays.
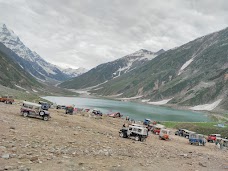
[[88, 27, 228, 111], [0, 24, 86, 81], [61, 67, 88, 77], [60, 48, 165, 89]]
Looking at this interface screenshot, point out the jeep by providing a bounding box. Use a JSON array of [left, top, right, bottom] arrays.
[[189, 133, 206, 146], [0, 95, 14, 104], [65, 106, 74, 115], [119, 124, 148, 142], [207, 134, 221, 143], [21, 101, 50, 121], [159, 129, 171, 140]]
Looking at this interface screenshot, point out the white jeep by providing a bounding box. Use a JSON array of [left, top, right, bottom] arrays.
[[119, 125, 148, 141], [21, 101, 50, 121]]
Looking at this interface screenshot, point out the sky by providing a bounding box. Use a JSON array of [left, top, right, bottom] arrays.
[[0, 0, 228, 69]]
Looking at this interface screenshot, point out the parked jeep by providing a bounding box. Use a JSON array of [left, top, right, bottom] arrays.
[[152, 124, 166, 135], [183, 130, 196, 139], [175, 129, 188, 136], [189, 133, 206, 146], [159, 129, 171, 140], [56, 105, 66, 109], [207, 134, 221, 143], [38, 101, 49, 110], [65, 106, 74, 115], [0, 95, 14, 104], [92, 109, 102, 116], [108, 112, 122, 118], [119, 124, 148, 142], [21, 101, 50, 121], [143, 119, 151, 125]]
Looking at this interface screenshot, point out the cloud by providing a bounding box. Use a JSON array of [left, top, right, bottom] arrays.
[[0, 0, 228, 69]]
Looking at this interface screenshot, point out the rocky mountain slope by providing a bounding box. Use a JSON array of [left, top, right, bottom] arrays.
[[0, 42, 42, 90], [0, 24, 86, 82], [72, 27, 227, 111], [59, 49, 165, 89]]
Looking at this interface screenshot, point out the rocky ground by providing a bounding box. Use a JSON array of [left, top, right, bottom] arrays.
[[0, 102, 228, 171]]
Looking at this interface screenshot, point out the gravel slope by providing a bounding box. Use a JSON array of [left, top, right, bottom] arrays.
[[0, 102, 227, 171]]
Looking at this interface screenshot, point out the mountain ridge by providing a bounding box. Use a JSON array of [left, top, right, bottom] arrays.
[[0, 42, 42, 90], [59, 48, 165, 89], [0, 24, 87, 81], [61, 27, 228, 111]]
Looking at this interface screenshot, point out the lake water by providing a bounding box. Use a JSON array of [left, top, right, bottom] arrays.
[[43, 96, 210, 122]]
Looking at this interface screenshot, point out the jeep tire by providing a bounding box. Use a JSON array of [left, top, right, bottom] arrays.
[[43, 115, 49, 121], [23, 112, 28, 117], [141, 137, 146, 142], [119, 132, 124, 138], [135, 135, 140, 141]]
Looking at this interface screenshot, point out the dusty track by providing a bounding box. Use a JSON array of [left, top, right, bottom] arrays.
[[0, 102, 227, 171]]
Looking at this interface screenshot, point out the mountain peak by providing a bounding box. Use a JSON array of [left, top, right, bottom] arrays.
[[0, 23, 7, 29], [0, 24, 86, 81], [137, 49, 151, 53], [0, 23, 20, 42], [155, 49, 165, 56]]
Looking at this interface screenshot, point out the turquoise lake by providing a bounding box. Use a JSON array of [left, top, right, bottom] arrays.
[[43, 96, 210, 122]]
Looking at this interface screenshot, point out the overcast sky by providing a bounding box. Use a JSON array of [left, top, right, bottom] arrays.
[[0, 0, 228, 69]]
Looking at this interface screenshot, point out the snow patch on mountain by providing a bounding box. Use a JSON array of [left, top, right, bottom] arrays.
[[178, 58, 194, 75], [32, 89, 38, 93], [15, 85, 26, 90], [113, 49, 165, 79], [119, 95, 143, 100], [190, 99, 222, 111], [147, 98, 173, 105], [107, 93, 123, 97], [61, 67, 88, 77]]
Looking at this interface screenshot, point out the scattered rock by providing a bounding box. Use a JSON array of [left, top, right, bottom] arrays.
[[199, 162, 207, 167], [180, 154, 188, 158], [29, 156, 39, 162], [1, 153, 10, 159], [4, 165, 16, 170], [0, 146, 6, 150], [10, 126, 15, 129], [19, 168, 30, 171], [9, 153, 17, 158], [78, 162, 84, 166], [11, 147, 17, 152]]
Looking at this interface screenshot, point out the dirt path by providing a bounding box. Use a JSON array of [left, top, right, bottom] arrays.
[[0, 102, 228, 171]]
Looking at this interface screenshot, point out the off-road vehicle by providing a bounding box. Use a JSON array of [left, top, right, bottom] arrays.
[[21, 101, 50, 121], [38, 101, 49, 110], [183, 130, 196, 139], [189, 133, 206, 146], [119, 124, 148, 141], [0, 95, 14, 104], [151, 124, 166, 135], [65, 106, 74, 114], [159, 129, 171, 140], [207, 134, 221, 143], [92, 109, 102, 116]]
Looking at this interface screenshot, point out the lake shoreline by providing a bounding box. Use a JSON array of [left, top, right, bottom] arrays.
[[42, 95, 213, 122], [63, 93, 228, 122]]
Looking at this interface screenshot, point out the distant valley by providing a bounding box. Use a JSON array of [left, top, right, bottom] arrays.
[[60, 28, 228, 112], [0, 23, 227, 112]]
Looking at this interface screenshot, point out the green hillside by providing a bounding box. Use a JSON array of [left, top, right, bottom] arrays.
[[91, 28, 228, 110], [0, 42, 42, 89], [59, 49, 162, 89]]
